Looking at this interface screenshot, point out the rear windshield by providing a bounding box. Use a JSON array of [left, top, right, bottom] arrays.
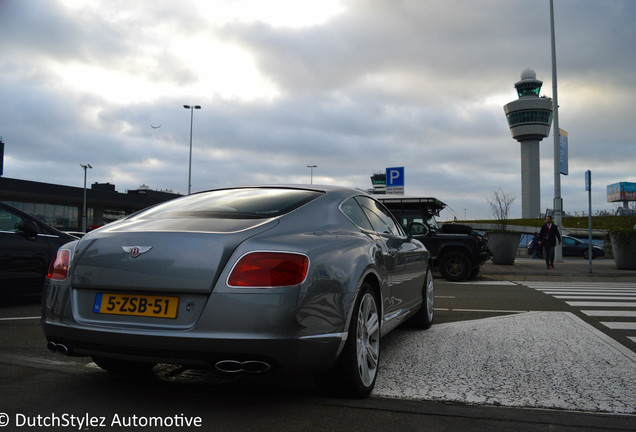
[[136, 188, 323, 219]]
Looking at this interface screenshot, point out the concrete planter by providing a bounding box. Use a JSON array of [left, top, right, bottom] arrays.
[[610, 231, 636, 270], [487, 231, 522, 265]]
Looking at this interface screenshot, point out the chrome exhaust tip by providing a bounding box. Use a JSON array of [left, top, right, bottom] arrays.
[[46, 341, 69, 355], [215, 360, 271, 374]]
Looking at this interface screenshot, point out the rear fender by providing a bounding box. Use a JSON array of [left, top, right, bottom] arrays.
[[295, 238, 383, 337]]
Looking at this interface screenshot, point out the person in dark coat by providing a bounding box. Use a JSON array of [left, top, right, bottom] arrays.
[[538, 215, 562, 269]]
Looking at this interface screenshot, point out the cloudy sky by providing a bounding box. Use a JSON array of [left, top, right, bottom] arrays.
[[1, 0, 634, 220]]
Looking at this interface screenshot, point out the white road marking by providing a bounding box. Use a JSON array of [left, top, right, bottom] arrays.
[[545, 290, 636, 294], [601, 322, 636, 330], [581, 310, 636, 317], [566, 301, 636, 307], [556, 296, 636, 300], [448, 281, 517, 285], [452, 308, 528, 314]]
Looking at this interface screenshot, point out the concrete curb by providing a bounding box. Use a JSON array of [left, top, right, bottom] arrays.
[[475, 257, 636, 283]]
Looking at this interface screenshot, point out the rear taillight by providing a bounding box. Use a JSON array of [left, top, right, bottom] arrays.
[[228, 252, 309, 287], [47, 249, 71, 280]]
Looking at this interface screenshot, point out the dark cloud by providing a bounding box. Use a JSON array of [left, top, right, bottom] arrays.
[[0, 0, 634, 218]]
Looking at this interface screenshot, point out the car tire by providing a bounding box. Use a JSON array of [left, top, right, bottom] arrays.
[[92, 356, 155, 374], [439, 251, 471, 282], [407, 268, 434, 329], [328, 282, 380, 398]]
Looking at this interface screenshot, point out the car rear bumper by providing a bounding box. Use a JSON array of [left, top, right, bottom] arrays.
[[42, 320, 347, 374], [42, 271, 354, 375]]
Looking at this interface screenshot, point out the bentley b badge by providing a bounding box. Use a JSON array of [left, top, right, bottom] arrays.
[[122, 246, 152, 258]]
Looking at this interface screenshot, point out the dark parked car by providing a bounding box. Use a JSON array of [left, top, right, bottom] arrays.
[[0, 202, 77, 296], [42, 186, 434, 397], [562, 235, 604, 259], [529, 235, 605, 259]]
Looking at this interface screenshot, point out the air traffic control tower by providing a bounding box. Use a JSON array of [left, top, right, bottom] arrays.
[[504, 68, 553, 218]]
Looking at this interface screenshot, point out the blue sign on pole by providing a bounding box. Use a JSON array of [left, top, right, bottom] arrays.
[[560, 129, 569, 176], [386, 167, 405, 187]]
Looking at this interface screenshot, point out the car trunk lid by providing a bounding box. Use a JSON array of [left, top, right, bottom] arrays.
[[70, 217, 278, 293]]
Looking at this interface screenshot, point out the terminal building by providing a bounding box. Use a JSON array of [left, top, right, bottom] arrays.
[[0, 137, 180, 231], [0, 177, 180, 231]]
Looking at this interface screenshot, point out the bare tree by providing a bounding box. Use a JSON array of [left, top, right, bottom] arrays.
[[488, 188, 516, 231]]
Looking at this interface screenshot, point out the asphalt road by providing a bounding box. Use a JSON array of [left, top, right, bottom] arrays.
[[1, 278, 635, 431]]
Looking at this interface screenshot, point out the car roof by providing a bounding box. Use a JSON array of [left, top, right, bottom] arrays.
[[196, 184, 364, 192], [190, 185, 373, 201]]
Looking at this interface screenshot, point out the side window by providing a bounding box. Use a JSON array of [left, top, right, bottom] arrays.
[[355, 196, 404, 236], [563, 237, 574, 246], [0, 209, 22, 232], [340, 198, 373, 231], [399, 216, 424, 231]]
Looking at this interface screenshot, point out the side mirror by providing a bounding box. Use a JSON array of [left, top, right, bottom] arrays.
[[408, 222, 428, 237], [17, 219, 39, 240]]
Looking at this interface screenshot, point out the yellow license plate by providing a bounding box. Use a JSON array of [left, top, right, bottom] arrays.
[[93, 293, 179, 319]]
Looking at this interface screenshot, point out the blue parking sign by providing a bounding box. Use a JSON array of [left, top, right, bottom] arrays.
[[386, 167, 405, 187]]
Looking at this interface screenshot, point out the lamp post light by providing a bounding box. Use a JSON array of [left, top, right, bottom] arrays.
[[80, 163, 92, 232], [307, 165, 317, 184], [549, 0, 563, 262], [183, 104, 202, 195]]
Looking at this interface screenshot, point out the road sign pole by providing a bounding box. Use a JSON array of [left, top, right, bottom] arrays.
[[586, 170, 593, 273]]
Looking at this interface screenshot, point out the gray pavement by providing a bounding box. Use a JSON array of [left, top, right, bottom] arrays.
[[373, 257, 636, 415]]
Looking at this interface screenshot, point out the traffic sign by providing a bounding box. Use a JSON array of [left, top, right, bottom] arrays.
[[386, 167, 404, 187], [386, 167, 405, 195]]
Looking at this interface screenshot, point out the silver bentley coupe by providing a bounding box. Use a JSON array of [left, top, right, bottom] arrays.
[[42, 186, 434, 397]]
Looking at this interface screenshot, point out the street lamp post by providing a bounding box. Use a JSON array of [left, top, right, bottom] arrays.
[[184, 104, 201, 195], [307, 165, 317, 184], [550, 0, 563, 261], [80, 163, 92, 232]]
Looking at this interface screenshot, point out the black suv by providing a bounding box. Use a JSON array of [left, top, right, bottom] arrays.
[[378, 197, 490, 281]]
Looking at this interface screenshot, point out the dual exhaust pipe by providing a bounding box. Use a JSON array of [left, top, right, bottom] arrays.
[[47, 341, 70, 355]]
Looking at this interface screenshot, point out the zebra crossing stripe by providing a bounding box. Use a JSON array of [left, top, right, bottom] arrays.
[[535, 288, 636, 292], [521, 282, 636, 289], [556, 296, 636, 300], [601, 322, 636, 330], [581, 310, 636, 317], [566, 301, 636, 307]]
